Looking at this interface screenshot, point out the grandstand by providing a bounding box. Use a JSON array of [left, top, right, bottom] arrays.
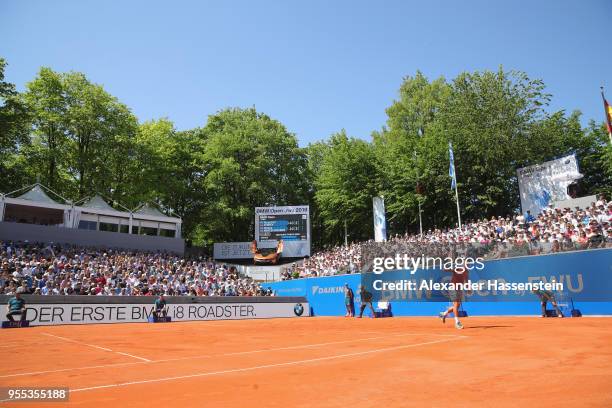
[[0, 241, 270, 297], [0, 184, 184, 254], [2, 190, 609, 297], [285, 196, 612, 279]]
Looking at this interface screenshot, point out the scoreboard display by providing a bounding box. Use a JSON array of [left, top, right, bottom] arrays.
[[255, 206, 310, 257], [258, 213, 308, 241]]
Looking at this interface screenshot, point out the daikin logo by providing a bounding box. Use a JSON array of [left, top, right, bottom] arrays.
[[311, 285, 345, 295]]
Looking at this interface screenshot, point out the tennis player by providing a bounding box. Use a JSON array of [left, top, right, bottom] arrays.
[[439, 262, 469, 329]]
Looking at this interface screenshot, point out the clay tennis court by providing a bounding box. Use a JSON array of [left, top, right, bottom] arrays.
[[1, 317, 611, 407]]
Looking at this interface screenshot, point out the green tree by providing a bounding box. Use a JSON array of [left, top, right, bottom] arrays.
[[437, 68, 551, 221], [169, 128, 208, 238], [131, 119, 177, 207], [23, 67, 138, 201], [314, 130, 379, 244], [23, 67, 69, 192], [62, 72, 138, 198], [580, 121, 612, 197], [373, 72, 451, 233], [0, 58, 31, 192], [132, 120, 207, 238], [305, 141, 330, 249], [197, 107, 309, 244]]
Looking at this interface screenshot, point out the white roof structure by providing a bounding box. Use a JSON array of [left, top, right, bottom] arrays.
[[74, 197, 181, 230], [16, 185, 61, 205], [1, 184, 182, 237], [132, 203, 181, 222], [134, 204, 166, 217], [3, 184, 69, 210], [81, 195, 116, 211]]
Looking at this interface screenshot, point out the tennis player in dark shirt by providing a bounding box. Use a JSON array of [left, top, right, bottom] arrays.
[[358, 285, 376, 318]]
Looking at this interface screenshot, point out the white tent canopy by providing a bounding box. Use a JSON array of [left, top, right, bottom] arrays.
[[1, 184, 69, 226], [16, 185, 62, 205], [3, 183, 69, 211], [1, 184, 182, 238], [81, 195, 117, 211], [134, 204, 167, 217]]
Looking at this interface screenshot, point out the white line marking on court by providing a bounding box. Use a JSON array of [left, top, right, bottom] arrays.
[[71, 336, 465, 393], [214, 333, 463, 358], [0, 361, 151, 379], [40, 333, 150, 363], [41, 333, 113, 351], [0, 332, 465, 379], [115, 352, 151, 362]]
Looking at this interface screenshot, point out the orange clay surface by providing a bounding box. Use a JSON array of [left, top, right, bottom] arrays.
[[1, 316, 611, 408]]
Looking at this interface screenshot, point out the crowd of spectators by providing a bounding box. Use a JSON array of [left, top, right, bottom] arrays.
[[280, 242, 362, 280], [284, 196, 612, 279], [3, 198, 611, 289], [0, 242, 273, 297]]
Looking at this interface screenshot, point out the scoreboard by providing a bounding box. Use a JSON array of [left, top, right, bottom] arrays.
[[255, 206, 310, 256], [258, 213, 308, 241]]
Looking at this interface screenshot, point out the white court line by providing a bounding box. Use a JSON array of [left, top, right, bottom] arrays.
[[0, 332, 465, 379], [0, 360, 152, 379], [41, 333, 113, 351], [40, 333, 150, 363], [71, 336, 465, 393], [115, 352, 151, 363], [213, 332, 461, 358]]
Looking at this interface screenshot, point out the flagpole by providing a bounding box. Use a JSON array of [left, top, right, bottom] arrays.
[[418, 198, 423, 237], [601, 86, 612, 144], [413, 151, 423, 237], [454, 181, 462, 230], [448, 142, 462, 229]]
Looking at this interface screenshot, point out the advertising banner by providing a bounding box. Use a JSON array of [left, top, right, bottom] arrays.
[[268, 249, 612, 316], [360, 248, 612, 303], [213, 242, 254, 259], [8, 301, 310, 326], [517, 154, 582, 215], [372, 197, 387, 242]]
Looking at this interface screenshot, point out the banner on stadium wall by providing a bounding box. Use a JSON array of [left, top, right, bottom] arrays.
[[213, 241, 309, 260], [12, 302, 310, 326], [372, 197, 387, 242], [254, 205, 310, 257], [213, 242, 254, 259], [360, 248, 612, 303], [517, 154, 582, 215], [268, 249, 612, 316]]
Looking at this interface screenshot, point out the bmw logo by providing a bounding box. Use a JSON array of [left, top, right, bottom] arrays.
[[294, 303, 304, 316]]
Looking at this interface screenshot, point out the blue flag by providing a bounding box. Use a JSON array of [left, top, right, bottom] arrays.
[[449, 142, 457, 189]]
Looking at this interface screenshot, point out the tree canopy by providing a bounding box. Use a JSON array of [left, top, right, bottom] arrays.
[[1, 58, 610, 248]]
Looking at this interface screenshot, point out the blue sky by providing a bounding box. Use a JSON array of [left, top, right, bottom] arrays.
[[1, 0, 610, 146]]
